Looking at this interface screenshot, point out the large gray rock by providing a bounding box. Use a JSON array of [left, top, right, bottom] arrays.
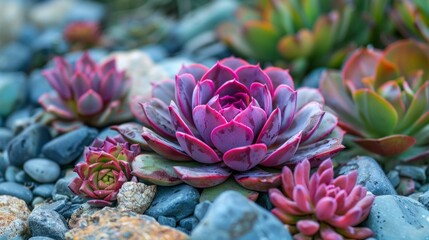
[[363, 195, 429, 240], [28, 208, 68, 240], [191, 191, 292, 240], [337, 156, 397, 195]]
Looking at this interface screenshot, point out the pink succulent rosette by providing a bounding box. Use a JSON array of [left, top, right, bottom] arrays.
[[269, 159, 374, 240], [39, 53, 132, 132], [69, 135, 140, 207], [128, 57, 344, 192]]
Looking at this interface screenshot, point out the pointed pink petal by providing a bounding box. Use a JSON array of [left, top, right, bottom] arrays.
[[173, 164, 232, 188], [141, 127, 191, 161], [176, 132, 221, 164], [315, 197, 337, 221], [234, 168, 281, 191], [38, 93, 74, 119], [236, 64, 274, 94], [222, 144, 267, 171], [71, 72, 91, 99], [178, 63, 209, 81], [250, 82, 272, 114], [233, 102, 267, 135], [211, 121, 254, 153], [273, 85, 296, 131], [260, 131, 301, 167], [264, 66, 294, 89], [192, 79, 215, 108], [256, 108, 281, 146], [296, 219, 320, 236], [142, 98, 176, 138], [193, 105, 227, 146], [175, 73, 197, 122], [201, 62, 238, 88], [77, 90, 103, 115]]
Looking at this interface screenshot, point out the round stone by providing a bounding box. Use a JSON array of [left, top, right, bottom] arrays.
[[24, 158, 61, 183], [0, 182, 33, 204]]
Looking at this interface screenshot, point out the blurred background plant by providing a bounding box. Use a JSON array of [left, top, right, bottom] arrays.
[[392, 0, 429, 44], [217, 0, 394, 80]]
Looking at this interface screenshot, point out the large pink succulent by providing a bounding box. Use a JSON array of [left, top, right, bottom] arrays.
[[269, 159, 374, 239], [68, 135, 140, 207], [128, 57, 344, 192], [39, 53, 132, 132]]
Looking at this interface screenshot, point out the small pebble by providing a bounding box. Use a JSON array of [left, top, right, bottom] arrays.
[[24, 158, 61, 183], [52, 172, 79, 198], [33, 184, 55, 198], [157, 216, 176, 228], [194, 201, 211, 221], [117, 182, 157, 214], [5, 166, 20, 182], [418, 191, 429, 209], [0, 182, 33, 204], [145, 184, 199, 221], [387, 170, 400, 188], [0, 127, 13, 151], [178, 216, 199, 231], [29, 237, 56, 240], [396, 165, 426, 183], [15, 169, 34, 183], [32, 196, 45, 208]]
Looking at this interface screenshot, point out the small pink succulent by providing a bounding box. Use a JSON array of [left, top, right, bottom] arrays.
[[68, 135, 140, 207], [39, 53, 132, 132], [269, 159, 374, 240]]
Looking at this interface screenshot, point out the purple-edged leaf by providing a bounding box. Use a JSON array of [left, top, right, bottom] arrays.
[[71, 72, 91, 99], [175, 74, 197, 122], [260, 131, 302, 167], [214, 79, 250, 98], [288, 138, 345, 166], [250, 82, 272, 114], [296, 88, 324, 110], [152, 80, 175, 105], [355, 135, 416, 156], [219, 57, 249, 70], [200, 178, 259, 202], [396, 177, 415, 195], [99, 70, 119, 102], [201, 62, 238, 88], [76, 52, 97, 75], [236, 64, 273, 94], [132, 154, 199, 186], [173, 164, 232, 188], [303, 112, 338, 145], [38, 93, 74, 119], [176, 132, 221, 164], [111, 123, 151, 151], [193, 105, 227, 146], [141, 127, 191, 161], [256, 108, 281, 146], [42, 69, 72, 100], [233, 102, 267, 136], [353, 89, 398, 136], [178, 63, 209, 82], [52, 121, 83, 133], [219, 105, 241, 121], [169, 101, 196, 136], [142, 98, 175, 138], [87, 199, 114, 207], [264, 67, 294, 89], [130, 95, 149, 125], [234, 168, 281, 192], [222, 143, 267, 171], [211, 121, 254, 153], [279, 102, 324, 143], [273, 85, 296, 131], [192, 79, 215, 108], [77, 90, 103, 115], [100, 58, 116, 74]]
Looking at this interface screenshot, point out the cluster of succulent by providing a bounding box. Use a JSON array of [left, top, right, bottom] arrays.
[[320, 40, 429, 162], [217, 0, 390, 78], [119, 57, 344, 195], [269, 159, 374, 239], [39, 53, 133, 132], [320, 39, 429, 194], [68, 135, 140, 207], [392, 0, 429, 43], [63, 21, 102, 50]]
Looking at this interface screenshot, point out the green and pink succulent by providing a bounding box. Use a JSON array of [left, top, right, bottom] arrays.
[[320, 40, 429, 163], [270, 158, 374, 239], [217, 0, 389, 77], [121, 57, 344, 195], [68, 135, 140, 207], [39, 53, 132, 132]]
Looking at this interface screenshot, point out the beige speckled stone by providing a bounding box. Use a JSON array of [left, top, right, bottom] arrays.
[[0, 195, 31, 239], [117, 182, 156, 214], [65, 207, 188, 240], [68, 203, 101, 229]]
